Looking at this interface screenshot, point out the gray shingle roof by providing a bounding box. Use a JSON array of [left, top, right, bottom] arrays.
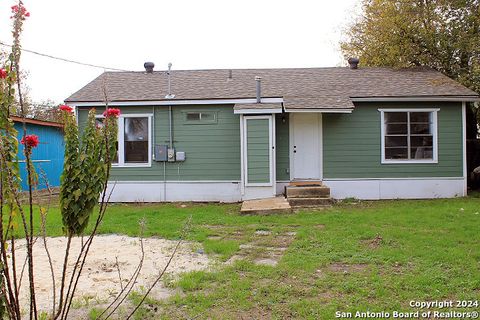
[[65, 67, 478, 109]]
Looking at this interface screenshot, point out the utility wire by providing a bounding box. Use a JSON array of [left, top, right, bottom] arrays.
[[0, 40, 132, 72]]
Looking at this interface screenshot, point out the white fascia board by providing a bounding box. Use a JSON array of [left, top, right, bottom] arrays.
[[69, 97, 284, 107], [352, 96, 480, 102], [285, 108, 353, 113], [234, 108, 282, 114]]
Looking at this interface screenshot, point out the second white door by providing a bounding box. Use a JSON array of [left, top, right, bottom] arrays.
[[291, 113, 322, 180]]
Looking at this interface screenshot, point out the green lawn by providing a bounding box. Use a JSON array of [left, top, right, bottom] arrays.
[[9, 196, 480, 319]]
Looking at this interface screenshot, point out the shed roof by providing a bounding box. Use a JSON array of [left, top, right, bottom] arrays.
[[11, 116, 63, 128], [65, 67, 479, 110]]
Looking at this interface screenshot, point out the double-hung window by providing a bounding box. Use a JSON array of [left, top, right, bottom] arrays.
[[380, 109, 438, 163], [96, 114, 152, 167]]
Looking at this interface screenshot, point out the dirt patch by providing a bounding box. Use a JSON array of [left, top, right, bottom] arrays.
[[235, 307, 273, 319], [315, 224, 326, 229], [361, 234, 383, 249], [378, 261, 415, 276], [10, 235, 212, 314], [327, 262, 369, 273], [207, 235, 223, 240]]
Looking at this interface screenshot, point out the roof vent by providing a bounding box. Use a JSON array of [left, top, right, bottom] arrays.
[[347, 57, 359, 69], [144, 62, 155, 73]]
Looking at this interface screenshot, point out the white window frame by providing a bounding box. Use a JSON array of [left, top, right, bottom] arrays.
[[96, 113, 153, 168], [183, 111, 218, 124], [379, 108, 439, 164]]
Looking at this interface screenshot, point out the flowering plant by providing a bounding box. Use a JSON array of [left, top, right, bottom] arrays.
[[59, 104, 73, 113], [20, 134, 39, 148], [11, 3, 29, 19], [103, 108, 121, 118], [0, 68, 7, 79]]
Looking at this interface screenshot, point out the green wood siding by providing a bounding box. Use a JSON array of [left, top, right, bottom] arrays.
[[323, 102, 463, 178], [78, 105, 241, 181], [246, 118, 270, 183], [275, 114, 290, 181]]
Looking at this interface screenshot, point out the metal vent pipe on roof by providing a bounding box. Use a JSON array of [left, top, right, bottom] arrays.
[[144, 62, 155, 73], [255, 76, 262, 103], [165, 62, 175, 99], [347, 57, 359, 69]]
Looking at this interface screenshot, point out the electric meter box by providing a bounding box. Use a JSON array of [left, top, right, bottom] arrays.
[[154, 145, 168, 162]]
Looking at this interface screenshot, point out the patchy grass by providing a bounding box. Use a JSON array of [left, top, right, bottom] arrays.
[[6, 196, 480, 318]]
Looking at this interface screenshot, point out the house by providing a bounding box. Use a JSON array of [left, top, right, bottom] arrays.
[[65, 61, 479, 202], [12, 116, 64, 191]]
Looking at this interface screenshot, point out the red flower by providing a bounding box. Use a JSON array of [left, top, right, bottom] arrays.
[[103, 108, 121, 118], [21, 135, 39, 148], [0, 68, 7, 79], [59, 104, 73, 113], [11, 4, 30, 19]]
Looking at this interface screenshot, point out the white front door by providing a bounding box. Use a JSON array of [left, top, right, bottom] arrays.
[[291, 113, 322, 180]]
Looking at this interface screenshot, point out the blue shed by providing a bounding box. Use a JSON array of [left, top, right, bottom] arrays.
[[12, 116, 64, 191]]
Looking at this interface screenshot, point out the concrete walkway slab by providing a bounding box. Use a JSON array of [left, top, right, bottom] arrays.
[[240, 197, 292, 215]]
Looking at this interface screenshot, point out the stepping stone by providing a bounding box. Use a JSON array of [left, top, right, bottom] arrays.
[[254, 258, 278, 266], [254, 230, 272, 236]]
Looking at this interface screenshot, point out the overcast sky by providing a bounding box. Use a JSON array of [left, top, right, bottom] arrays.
[[0, 0, 360, 104]]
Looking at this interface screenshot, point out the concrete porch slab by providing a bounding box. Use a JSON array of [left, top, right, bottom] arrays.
[[240, 197, 292, 215]]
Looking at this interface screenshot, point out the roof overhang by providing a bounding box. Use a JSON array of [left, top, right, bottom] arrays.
[[68, 97, 284, 107], [351, 96, 480, 102], [233, 103, 283, 114]]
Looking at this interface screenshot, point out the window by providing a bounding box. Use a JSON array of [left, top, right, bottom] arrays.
[[95, 114, 152, 167], [124, 117, 149, 163], [380, 109, 438, 163], [184, 111, 217, 124]]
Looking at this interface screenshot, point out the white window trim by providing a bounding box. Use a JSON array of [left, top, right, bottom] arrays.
[[379, 108, 439, 164], [96, 113, 153, 168], [183, 111, 218, 124]]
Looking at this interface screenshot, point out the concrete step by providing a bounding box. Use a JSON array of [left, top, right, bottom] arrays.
[[240, 197, 292, 215], [288, 197, 333, 207], [286, 186, 330, 198]]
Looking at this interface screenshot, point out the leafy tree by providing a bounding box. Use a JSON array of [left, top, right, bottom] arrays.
[[26, 99, 63, 123], [341, 0, 480, 134]]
